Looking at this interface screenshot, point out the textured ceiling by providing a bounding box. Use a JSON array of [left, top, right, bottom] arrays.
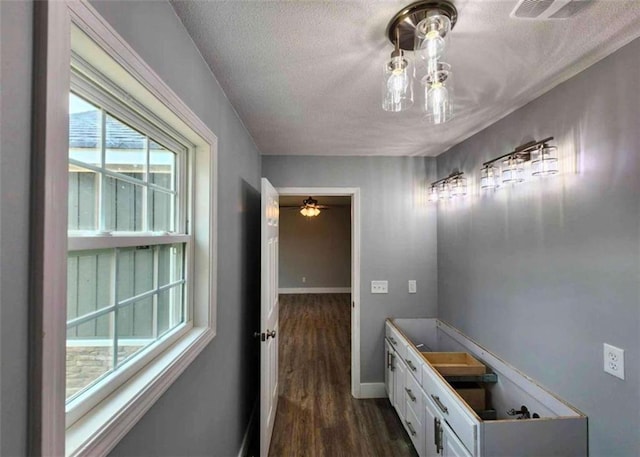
[[171, 1, 640, 157]]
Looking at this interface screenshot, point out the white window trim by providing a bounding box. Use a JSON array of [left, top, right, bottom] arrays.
[[30, 2, 218, 456]]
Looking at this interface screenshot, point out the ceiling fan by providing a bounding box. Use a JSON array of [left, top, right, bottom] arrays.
[[281, 196, 330, 217]]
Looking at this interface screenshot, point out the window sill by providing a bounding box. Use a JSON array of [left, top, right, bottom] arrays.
[[65, 326, 214, 457]]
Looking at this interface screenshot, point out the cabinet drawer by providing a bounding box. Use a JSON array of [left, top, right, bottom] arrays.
[[422, 363, 477, 456], [385, 321, 406, 359], [404, 368, 424, 421], [404, 345, 423, 385], [404, 399, 425, 456]]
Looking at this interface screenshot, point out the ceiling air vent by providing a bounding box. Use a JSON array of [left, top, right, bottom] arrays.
[[510, 0, 591, 19]]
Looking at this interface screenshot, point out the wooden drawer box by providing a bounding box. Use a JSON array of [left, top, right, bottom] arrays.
[[422, 352, 486, 376]]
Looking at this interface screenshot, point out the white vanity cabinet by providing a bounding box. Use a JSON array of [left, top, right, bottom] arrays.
[[384, 319, 588, 457]]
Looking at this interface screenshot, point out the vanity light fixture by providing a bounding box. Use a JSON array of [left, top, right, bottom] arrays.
[[481, 137, 558, 189], [383, 0, 458, 123], [429, 171, 466, 202]]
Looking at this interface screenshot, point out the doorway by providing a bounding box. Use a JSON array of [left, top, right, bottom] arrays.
[[277, 187, 361, 398]]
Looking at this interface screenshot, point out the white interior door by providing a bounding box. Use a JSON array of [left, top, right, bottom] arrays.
[[260, 178, 279, 457]]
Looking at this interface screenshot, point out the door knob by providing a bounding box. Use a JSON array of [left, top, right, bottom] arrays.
[[266, 329, 276, 339], [254, 331, 265, 341]]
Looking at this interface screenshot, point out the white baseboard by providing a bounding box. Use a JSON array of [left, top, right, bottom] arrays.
[[279, 287, 351, 294], [359, 382, 387, 399], [237, 403, 257, 457]]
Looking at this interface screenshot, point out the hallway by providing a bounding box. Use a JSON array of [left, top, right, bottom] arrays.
[[268, 293, 417, 457]]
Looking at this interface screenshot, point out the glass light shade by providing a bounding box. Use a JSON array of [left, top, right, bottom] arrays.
[[423, 63, 453, 125], [382, 55, 413, 112], [429, 186, 439, 202], [480, 165, 500, 190], [438, 181, 451, 200], [300, 207, 320, 217], [414, 14, 451, 62], [502, 156, 525, 184], [531, 145, 559, 176], [450, 175, 467, 197]]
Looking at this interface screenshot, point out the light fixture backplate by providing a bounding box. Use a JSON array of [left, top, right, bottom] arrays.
[[387, 0, 458, 50]]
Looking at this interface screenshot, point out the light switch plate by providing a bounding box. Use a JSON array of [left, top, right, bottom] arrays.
[[371, 280, 388, 294], [603, 343, 625, 380], [408, 280, 417, 294]]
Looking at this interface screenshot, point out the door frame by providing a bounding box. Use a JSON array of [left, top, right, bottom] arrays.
[[276, 187, 361, 398]]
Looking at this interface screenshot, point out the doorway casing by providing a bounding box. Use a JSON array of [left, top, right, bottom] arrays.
[[276, 187, 362, 398]]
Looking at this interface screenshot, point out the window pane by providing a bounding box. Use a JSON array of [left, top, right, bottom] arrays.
[[149, 141, 176, 191], [67, 250, 113, 338], [68, 166, 99, 231], [69, 93, 102, 168], [158, 244, 184, 287], [150, 189, 174, 232], [158, 284, 184, 336], [104, 176, 144, 231], [117, 297, 154, 365], [105, 114, 146, 176], [117, 246, 154, 302], [66, 314, 114, 401]]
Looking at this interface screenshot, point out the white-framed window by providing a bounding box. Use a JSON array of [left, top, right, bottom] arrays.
[[32, 2, 217, 456]]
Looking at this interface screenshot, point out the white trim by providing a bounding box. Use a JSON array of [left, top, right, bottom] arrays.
[[32, 1, 218, 456], [66, 328, 213, 457], [359, 383, 387, 399], [276, 187, 361, 399], [278, 287, 351, 294]]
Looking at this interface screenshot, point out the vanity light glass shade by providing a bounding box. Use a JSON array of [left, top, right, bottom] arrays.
[[415, 13, 451, 63], [502, 156, 525, 184], [480, 165, 501, 189], [450, 175, 467, 197], [300, 207, 320, 217], [438, 181, 451, 200], [429, 186, 439, 202], [423, 63, 453, 125], [531, 145, 559, 176], [382, 55, 414, 112]]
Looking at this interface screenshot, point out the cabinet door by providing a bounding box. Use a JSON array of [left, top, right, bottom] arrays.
[[442, 422, 472, 457], [424, 393, 442, 457], [394, 356, 407, 421], [385, 341, 395, 401]]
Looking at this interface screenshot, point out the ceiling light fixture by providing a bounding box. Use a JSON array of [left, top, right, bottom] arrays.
[[299, 196, 323, 217], [383, 0, 458, 124]]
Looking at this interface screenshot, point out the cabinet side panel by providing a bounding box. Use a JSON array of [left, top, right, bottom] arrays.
[[483, 418, 587, 457]]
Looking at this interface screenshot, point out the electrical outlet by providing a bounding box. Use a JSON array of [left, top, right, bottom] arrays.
[[302, 276, 306, 283], [408, 280, 417, 294], [603, 343, 625, 380], [371, 280, 388, 294]]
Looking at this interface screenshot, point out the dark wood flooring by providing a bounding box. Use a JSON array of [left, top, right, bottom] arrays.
[[268, 293, 417, 457]]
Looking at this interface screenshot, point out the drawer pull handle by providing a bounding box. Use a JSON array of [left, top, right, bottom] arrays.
[[389, 336, 397, 345], [405, 420, 417, 436], [406, 359, 417, 371], [390, 353, 395, 371], [434, 418, 442, 454], [404, 387, 416, 402], [431, 394, 449, 414]]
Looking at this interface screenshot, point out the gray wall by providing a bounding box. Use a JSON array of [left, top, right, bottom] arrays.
[[436, 38, 640, 456], [0, 1, 33, 455], [279, 205, 351, 289], [0, 1, 263, 455], [263, 156, 438, 382]]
